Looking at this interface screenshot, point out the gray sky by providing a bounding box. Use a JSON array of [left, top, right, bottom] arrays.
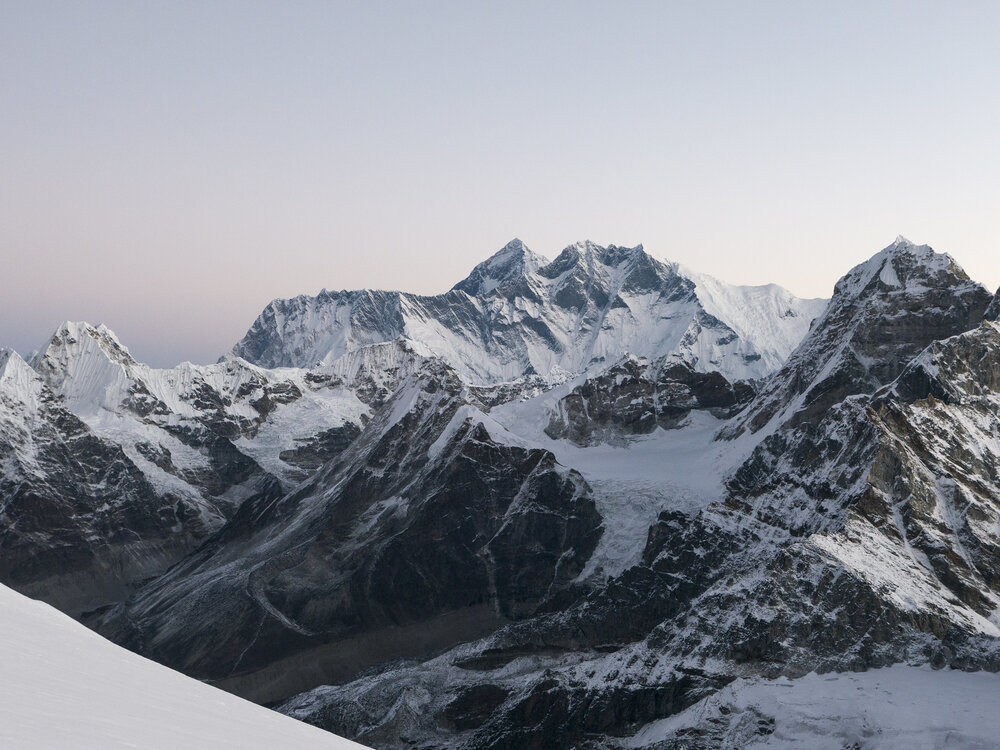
[[3, 1, 1000, 366]]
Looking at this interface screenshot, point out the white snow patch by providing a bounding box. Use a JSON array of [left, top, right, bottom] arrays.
[[0, 584, 366, 749], [624, 665, 1000, 750], [492, 391, 757, 579], [879, 259, 901, 288]]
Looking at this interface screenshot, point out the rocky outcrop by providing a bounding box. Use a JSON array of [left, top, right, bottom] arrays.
[[544, 356, 754, 445], [985, 286, 1000, 321], [724, 237, 992, 437]]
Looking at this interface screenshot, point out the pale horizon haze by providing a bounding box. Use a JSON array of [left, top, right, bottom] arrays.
[[3, 1, 1000, 366]]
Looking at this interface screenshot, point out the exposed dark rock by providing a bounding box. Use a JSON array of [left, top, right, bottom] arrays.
[[986, 287, 1000, 321], [545, 356, 754, 445], [725, 238, 992, 438]]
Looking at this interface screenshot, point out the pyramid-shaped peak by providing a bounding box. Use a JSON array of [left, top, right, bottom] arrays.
[[0, 348, 32, 380], [47, 321, 127, 348], [0, 347, 45, 406], [832, 237, 972, 301], [33, 321, 136, 372], [451, 239, 547, 296], [882, 235, 935, 256]]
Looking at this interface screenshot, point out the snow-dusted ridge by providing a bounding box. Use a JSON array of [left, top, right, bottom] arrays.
[[231, 239, 828, 384], [724, 235, 992, 437], [676, 264, 827, 375], [32, 320, 372, 490]]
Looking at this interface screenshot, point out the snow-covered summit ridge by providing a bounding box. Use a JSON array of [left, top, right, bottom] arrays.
[[725, 236, 993, 436], [676, 265, 828, 375], [232, 239, 827, 383], [833, 235, 969, 298], [451, 238, 546, 296], [0, 348, 32, 383], [0, 348, 46, 415]]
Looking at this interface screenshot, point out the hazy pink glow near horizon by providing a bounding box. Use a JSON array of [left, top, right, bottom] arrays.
[[2, 1, 999, 367]]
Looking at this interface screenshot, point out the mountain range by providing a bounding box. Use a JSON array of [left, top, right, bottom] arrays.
[[3, 236, 1000, 748]]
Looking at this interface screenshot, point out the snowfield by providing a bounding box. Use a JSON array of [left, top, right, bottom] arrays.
[[624, 665, 1000, 749], [0, 584, 365, 749]]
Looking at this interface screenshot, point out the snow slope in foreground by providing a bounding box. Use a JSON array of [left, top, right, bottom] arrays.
[[0, 584, 365, 749], [624, 665, 1000, 749]]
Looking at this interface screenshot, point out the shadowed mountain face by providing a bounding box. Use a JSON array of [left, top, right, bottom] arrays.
[[5, 237, 1000, 748], [987, 286, 1000, 321], [0, 347, 253, 615]]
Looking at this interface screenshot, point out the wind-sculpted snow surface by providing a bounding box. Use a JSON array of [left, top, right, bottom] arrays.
[[0, 582, 364, 749], [232, 239, 825, 383]]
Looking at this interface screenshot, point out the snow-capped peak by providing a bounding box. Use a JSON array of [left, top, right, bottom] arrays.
[[0, 348, 18, 375], [832, 237, 966, 300], [0, 348, 39, 393], [0, 348, 48, 428], [451, 238, 546, 295], [31, 321, 138, 417], [724, 236, 992, 436], [31, 321, 135, 370], [232, 239, 829, 383]]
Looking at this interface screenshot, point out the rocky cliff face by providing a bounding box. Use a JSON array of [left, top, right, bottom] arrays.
[[0, 349, 220, 614], [986, 286, 1000, 321], [544, 355, 754, 446], [723, 236, 992, 437]]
